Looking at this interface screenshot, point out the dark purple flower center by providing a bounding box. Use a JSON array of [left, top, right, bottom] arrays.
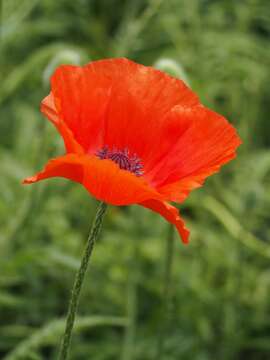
[[96, 146, 143, 176]]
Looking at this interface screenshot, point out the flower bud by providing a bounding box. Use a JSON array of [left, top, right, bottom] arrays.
[[154, 58, 190, 86]]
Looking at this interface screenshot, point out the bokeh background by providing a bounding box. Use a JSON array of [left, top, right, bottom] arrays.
[[1, 0, 270, 359]]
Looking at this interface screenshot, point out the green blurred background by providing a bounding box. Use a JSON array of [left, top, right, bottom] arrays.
[[1, 0, 270, 359]]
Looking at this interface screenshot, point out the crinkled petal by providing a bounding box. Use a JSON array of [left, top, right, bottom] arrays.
[[98, 59, 198, 160], [41, 94, 84, 154], [23, 154, 163, 206], [147, 105, 241, 191], [140, 199, 190, 244], [49, 58, 199, 160], [23, 154, 84, 185], [50, 65, 112, 153], [157, 156, 235, 203]]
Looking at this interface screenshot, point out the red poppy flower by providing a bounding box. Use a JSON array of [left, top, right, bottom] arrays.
[[23, 58, 241, 243]]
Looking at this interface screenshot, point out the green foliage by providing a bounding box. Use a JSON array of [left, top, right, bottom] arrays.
[[0, 0, 270, 359]]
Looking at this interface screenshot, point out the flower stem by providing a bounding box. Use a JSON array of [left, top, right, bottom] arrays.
[[58, 201, 107, 360]]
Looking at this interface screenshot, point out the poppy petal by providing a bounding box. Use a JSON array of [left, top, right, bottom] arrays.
[[157, 155, 236, 202], [82, 157, 163, 205], [23, 154, 84, 184], [50, 63, 113, 153], [23, 154, 163, 206], [140, 199, 190, 244], [48, 58, 199, 161], [148, 105, 241, 189], [40, 93, 59, 125], [41, 94, 84, 154], [97, 59, 199, 160]]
